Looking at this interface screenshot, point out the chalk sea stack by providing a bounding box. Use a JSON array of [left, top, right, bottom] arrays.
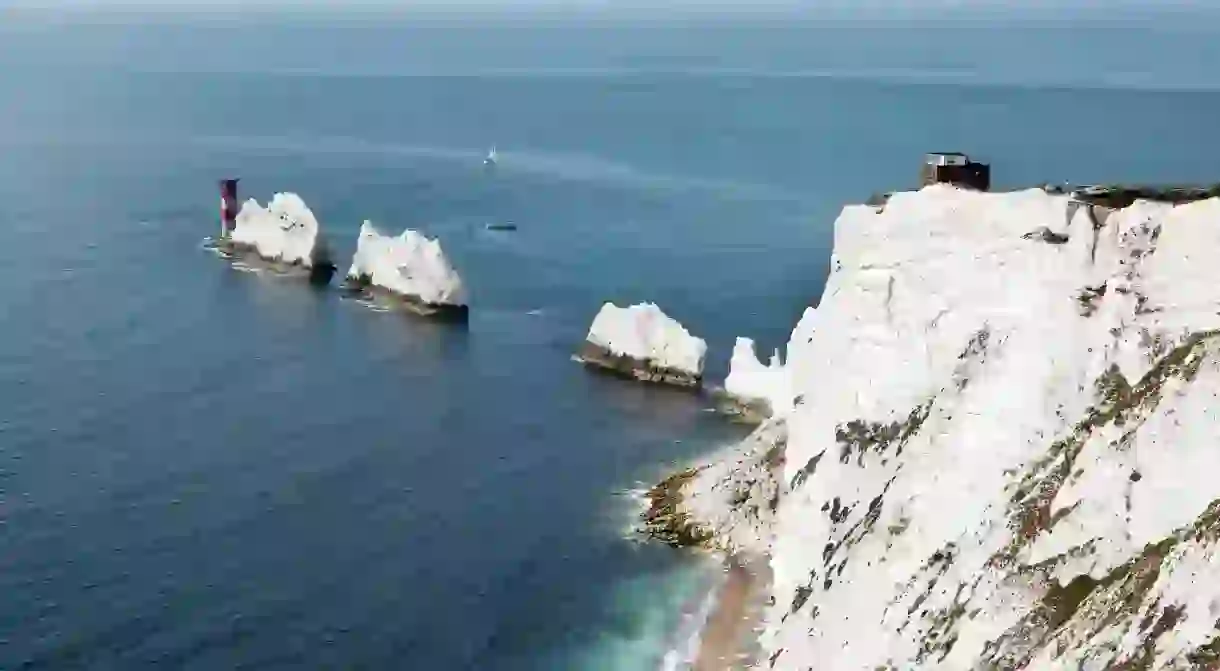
[[219, 191, 337, 285], [343, 221, 469, 321], [715, 336, 795, 422], [577, 302, 706, 388]]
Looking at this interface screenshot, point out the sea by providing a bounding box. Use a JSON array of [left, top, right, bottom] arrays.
[[3, 8, 1220, 670]]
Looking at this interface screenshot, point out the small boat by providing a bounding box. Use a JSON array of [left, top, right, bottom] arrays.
[[485, 222, 517, 232], [483, 146, 497, 168]]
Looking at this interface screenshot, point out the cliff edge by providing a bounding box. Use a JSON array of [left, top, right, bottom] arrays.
[[652, 184, 1220, 669]]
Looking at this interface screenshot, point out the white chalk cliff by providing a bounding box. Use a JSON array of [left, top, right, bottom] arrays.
[[346, 222, 467, 307], [724, 337, 795, 417], [230, 192, 323, 266], [669, 184, 1220, 669]]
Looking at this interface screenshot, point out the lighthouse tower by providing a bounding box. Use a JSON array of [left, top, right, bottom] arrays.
[[219, 178, 240, 238]]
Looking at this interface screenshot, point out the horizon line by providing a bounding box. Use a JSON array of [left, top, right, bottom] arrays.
[[6, 2, 1219, 21]]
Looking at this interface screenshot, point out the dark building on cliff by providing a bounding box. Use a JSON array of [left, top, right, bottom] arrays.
[[920, 152, 991, 192]]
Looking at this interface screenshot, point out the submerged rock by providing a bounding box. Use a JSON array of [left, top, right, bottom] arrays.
[[710, 388, 774, 425]]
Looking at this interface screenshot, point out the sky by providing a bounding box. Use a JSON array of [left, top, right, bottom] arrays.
[[6, 0, 1215, 10], [5, 0, 1219, 23]]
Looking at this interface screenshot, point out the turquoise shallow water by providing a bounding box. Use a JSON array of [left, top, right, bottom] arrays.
[[2, 12, 1220, 670]]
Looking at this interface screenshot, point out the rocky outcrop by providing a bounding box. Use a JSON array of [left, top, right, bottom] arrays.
[[710, 388, 774, 424], [576, 340, 702, 388], [641, 467, 715, 548], [1022, 225, 1070, 245], [342, 273, 470, 321], [578, 302, 706, 389], [719, 337, 793, 421], [217, 238, 337, 286], [219, 192, 337, 285], [344, 222, 469, 321], [641, 418, 787, 556]]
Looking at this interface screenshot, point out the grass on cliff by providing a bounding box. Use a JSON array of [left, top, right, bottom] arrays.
[[933, 331, 1220, 668]]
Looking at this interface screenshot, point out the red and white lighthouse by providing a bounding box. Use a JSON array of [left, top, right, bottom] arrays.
[[219, 178, 240, 238]]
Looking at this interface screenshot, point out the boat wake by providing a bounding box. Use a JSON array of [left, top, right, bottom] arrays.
[[171, 134, 802, 202]]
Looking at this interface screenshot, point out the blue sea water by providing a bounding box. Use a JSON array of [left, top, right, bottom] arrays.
[[2, 11, 1220, 670]]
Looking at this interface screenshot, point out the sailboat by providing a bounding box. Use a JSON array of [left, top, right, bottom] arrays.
[[483, 145, 497, 168]]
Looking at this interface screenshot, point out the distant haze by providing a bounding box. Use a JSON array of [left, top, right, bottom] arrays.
[[7, 0, 1220, 16]]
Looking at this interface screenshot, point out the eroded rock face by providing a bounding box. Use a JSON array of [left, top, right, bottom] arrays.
[[1022, 225, 1071, 245], [217, 238, 337, 286], [342, 273, 470, 322], [641, 418, 787, 557], [576, 341, 702, 388], [641, 467, 714, 549], [768, 190, 1220, 670]]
